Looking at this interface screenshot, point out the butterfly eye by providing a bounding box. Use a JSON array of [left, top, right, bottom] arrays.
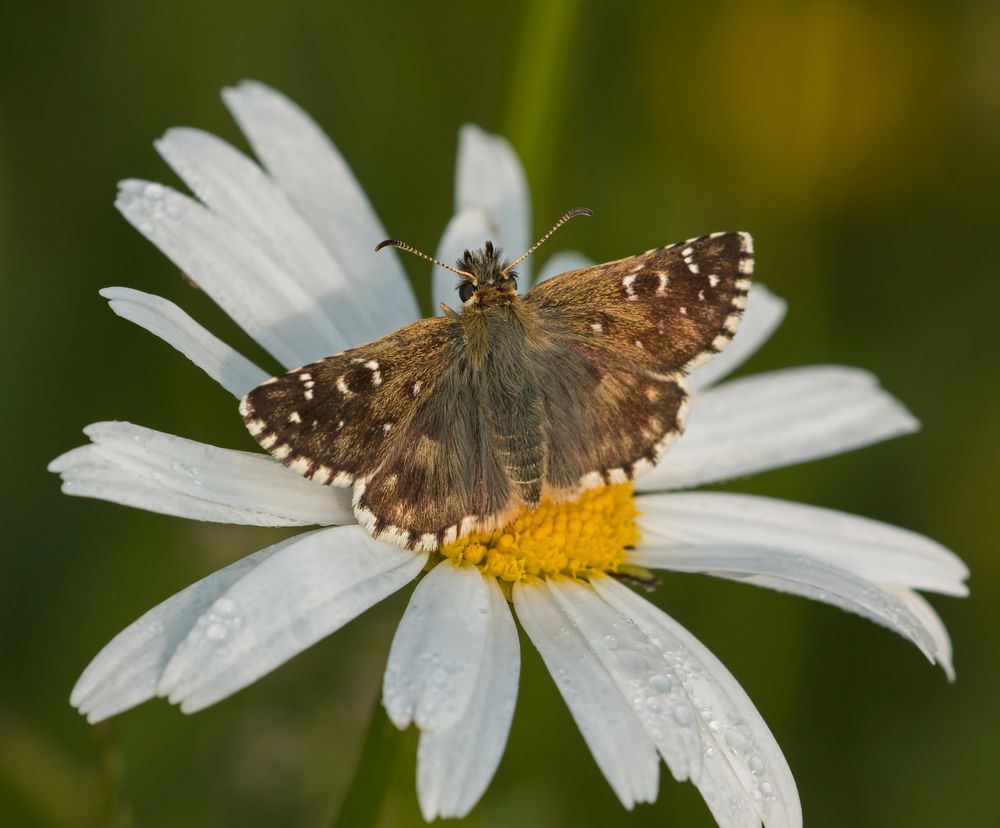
[[458, 282, 476, 303]]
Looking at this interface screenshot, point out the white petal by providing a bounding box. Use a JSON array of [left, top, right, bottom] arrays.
[[156, 128, 384, 348], [100, 287, 268, 398], [383, 562, 490, 732], [632, 545, 940, 666], [513, 580, 659, 809], [49, 454, 280, 525], [416, 577, 519, 820], [432, 208, 494, 312], [594, 578, 802, 828], [637, 366, 919, 491], [546, 578, 702, 783], [72, 541, 285, 723], [158, 526, 426, 713], [635, 492, 968, 596], [688, 284, 787, 391], [455, 124, 531, 280], [49, 422, 352, 527], [116, 179, 346, 367], [222, 81, 419, 334], [887, 588, 955, 681], [532, 250, 594, 286]]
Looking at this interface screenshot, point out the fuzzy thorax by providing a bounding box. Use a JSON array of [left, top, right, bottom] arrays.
[[438, 483, 640, 582]]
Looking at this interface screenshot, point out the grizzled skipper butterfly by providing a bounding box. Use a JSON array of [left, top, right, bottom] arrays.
[[240, 209, 753, 551]]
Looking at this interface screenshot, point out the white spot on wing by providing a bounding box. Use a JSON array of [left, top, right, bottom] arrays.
[[288, 456, 310, 475], [708, 274, 720, 287], [591, 322, 603, 333], [364, 360, 382, 386], [288, 412, 301, 424], [412, 380, 423, 395], [622, 273, 638, 301]]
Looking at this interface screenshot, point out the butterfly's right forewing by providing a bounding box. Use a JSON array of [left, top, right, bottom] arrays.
[[526, 232, 752, 493]]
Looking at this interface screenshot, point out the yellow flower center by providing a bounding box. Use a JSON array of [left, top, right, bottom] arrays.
[[439, 483, 639, 582]]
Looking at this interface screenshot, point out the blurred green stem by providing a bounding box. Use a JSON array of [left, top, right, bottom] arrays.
[[504, 0, 583, 209], [332, 699, 400, 828]]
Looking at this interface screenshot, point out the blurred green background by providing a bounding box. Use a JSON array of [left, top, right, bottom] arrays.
[[2, 1, 998, 826]]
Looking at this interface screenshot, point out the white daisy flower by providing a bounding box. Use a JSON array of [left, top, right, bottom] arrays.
[[50, 81, 968, 827]]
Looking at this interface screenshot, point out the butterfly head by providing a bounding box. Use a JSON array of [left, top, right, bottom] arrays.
[[375, 207, 593, 316], [454, 241, 518, 308]]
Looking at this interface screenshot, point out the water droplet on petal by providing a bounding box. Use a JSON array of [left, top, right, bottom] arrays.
[[649, 674, 673, 694], [205, 622, 227, 641], [673, 706, 694, 726]]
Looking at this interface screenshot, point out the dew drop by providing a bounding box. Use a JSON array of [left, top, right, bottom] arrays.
[[673, 706, 694, 727], [725, 730, 749, 756], [205, 622, 228, 641], [649, 674, 673, 694]]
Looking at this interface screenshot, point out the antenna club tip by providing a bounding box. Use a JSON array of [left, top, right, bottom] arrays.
[[575, 207, 594, 217], [374, 239, 398, 252]]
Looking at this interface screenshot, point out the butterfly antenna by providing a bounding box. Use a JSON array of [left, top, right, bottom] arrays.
[[375, 238, 474, 280], [503, 207, 593, 273]]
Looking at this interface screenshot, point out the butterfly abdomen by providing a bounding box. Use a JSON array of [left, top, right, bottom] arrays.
[[470, 303, 548, 508]]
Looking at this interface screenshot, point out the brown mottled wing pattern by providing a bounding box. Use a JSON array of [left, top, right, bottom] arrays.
[[239, 316, 518, 551], [525, 231, 753, 493]]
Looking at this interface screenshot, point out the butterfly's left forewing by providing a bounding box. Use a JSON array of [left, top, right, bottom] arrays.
[[240, 315, 519, 550], [525, 231, 752, 494]]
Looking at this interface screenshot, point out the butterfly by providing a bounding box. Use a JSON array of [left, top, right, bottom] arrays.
[[240, 209, 752, 551]]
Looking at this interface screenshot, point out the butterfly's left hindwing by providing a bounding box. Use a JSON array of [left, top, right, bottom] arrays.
[[526, 231, 752, 492]]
